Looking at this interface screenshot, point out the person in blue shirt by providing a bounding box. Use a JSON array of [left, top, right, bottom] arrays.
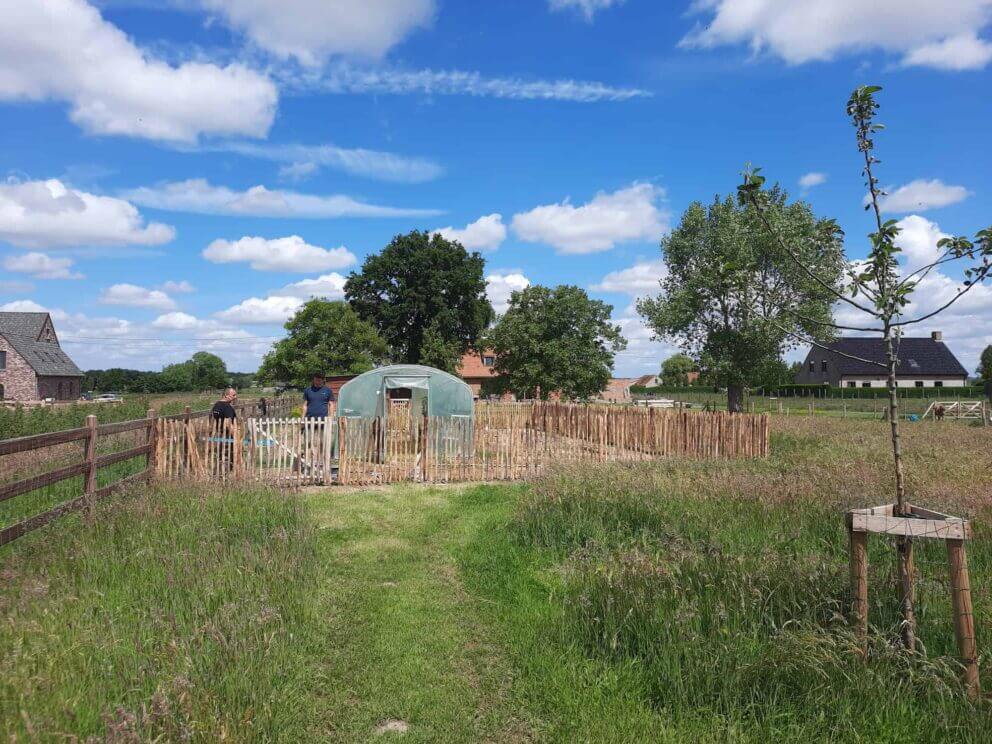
[[303, 373, 334, 419]]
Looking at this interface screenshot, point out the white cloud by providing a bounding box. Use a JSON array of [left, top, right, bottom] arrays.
[[152, 311, 203, 330], [0, 179, 174, 249], [0, 0, 277, 142], [434, 214, 507, 252], [0, 280, 34, 294], [592, 259, 667, 297], [215, 141, 443, 183], [215, 295, 303, 325], [902, 33, 992, 70], [0, 300, 48, 313], [2, 252, 83, 279], [486, 272, 531, 314], [196, 0, 435, 65], [203, 235, 356, 272], [612, 312, 679, 378], [877, 179, 971, 213], [99, 283, 176, 310], [160, 280, 195, 294], [681, 0, 992, 71], [799, 172, 828, 189], [894, 214, 950, 273], [511, 183, 668, 254], [549, 0, 625, 21], [276, 273, 348, 300], [123, 179, 439, 219], [290, 62, 651, 102]]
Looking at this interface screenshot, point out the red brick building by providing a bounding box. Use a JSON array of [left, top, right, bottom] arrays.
[[457, 349, 501, 397], [0, 312, 84, 403]]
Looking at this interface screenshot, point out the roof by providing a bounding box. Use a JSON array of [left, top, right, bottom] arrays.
[[458, 349, 498, 379], [0, 312, 83, 377], [816, 337, 968, 377], [599, 378, 638, 400], [633, 374, 657, 388]]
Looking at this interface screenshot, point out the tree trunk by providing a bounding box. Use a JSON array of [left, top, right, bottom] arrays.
[[727, 384, 744, 413], [885, 330, 916, 651]]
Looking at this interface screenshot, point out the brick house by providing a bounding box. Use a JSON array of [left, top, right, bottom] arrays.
[[458, 349, 499, 397], [0, 312, 84, 403]]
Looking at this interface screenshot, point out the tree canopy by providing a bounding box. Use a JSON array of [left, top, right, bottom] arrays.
[[159, 352, 229, 392], [977, 345, 992, 382], [637, 190, 845, 411], [660, 354, 696, 386], [257, 300, 388, 388], [486, 285, 626, 400], [344, 230, 493, 366]]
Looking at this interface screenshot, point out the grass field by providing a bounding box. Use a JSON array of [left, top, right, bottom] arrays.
[[1, 417, 990, 741]]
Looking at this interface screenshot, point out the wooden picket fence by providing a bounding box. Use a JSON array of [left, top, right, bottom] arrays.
[[155, 402, 770, 487]]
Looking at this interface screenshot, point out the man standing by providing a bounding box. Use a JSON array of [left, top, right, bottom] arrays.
[[211, 388, 238, 472], [303, 373, 333, 419]]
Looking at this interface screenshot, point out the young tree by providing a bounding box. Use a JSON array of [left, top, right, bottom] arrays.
[[344, 230, 493, 365], [638, 191, 845, 411], [978, 345, 992, 382], [258, 300, 389, 388], [487, 285, 626, 400], [739, 85, 992, 650], [660, 353, 696, 386]]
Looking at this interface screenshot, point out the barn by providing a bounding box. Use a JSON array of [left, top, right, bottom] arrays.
[[0, 312, 84, 403]]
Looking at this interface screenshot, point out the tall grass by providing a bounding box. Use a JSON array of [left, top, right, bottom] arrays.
[[0, 485, 325, 741], [495, 417, 992, 740]]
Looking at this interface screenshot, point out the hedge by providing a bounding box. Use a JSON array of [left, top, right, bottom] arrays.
[[632, 384, 989, 400]]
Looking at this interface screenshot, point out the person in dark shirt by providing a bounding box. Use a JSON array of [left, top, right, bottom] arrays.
[[303, 374, 334, 419], [211, 388, 238, 472], [211, 388, 238, 422]]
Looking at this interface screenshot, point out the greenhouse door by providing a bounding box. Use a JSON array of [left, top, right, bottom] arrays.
[[381, 375, 430, 478]]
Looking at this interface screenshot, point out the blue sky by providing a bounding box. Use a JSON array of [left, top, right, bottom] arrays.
[[1, 0, 990, 376]]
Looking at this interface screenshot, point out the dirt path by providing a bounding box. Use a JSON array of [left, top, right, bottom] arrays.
[[306, 485, 533, 742]]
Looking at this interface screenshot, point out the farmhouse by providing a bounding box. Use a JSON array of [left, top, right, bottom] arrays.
[[458, 349, 503, 398], [0, 312, 84, 403], [795, 332, 969, 389]]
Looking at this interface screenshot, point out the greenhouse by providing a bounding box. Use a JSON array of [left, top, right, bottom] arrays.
[[337, 364, 474, 422]]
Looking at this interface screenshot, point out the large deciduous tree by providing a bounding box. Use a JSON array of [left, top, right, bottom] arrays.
[[660, 353, 696, 386], [978, 345, 992, 383], [257, 299, 388, 388], [487, 285, 626, 400], [344, 231, 493, 366], [637, 190, 845, 412]]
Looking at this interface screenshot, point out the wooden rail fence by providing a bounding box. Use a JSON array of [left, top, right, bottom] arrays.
[[154, 402, 771, 487], [0, 397, 290, 547]]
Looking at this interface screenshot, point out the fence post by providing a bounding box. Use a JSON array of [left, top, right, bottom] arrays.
[[182, 405, 191, 472], [947, 539, 981, 699], [84, 414, 97, 513], [147, 409, 158, 480]]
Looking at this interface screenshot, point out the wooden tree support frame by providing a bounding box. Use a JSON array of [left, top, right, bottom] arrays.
[[846, 503, 980, 699]]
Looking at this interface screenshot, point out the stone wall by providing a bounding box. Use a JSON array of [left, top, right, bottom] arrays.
[[0, 337, 39, 401]]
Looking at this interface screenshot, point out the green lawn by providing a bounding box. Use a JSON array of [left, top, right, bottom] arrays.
[[2, 417, 991, 741]]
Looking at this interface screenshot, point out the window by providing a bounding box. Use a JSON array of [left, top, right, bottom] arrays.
[[482, 355, 495, 367], [935, 381, 944, 388], [0, 350, 5, 370], [821, 360, 828, 372], [0, 384, 4, 400], [862, 382, 871, 388], [847, 381, 856, 388], [915, 381, 924, 388], [808, 361, 815, 372]]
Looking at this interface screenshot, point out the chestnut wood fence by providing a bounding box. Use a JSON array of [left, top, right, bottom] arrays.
[[154, 402, 771, 488], [0, 398, 290, 547]]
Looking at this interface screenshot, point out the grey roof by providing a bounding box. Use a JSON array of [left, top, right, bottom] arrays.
[[820, 337, 968, 377], [0, 312, 83, 377]]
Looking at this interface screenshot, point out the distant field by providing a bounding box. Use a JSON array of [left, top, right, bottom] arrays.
[[1, 416, 990, 741]]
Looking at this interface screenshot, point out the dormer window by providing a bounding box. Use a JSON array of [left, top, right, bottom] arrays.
[[482, 355, 495, 367]]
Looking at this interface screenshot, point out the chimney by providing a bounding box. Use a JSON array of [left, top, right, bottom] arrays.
[[932, 331, 943, 342]]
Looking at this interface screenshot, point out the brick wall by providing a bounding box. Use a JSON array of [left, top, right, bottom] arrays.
[[0, 337, 39, 401], [37, 376, 81, 401]]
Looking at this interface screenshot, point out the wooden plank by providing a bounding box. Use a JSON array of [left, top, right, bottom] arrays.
[[96, 419, 152, 436], [0, 462, 88, 503], [850, 512, 970, 540], [0, 427, 89, 456], [94, 444, 153, 469], [947, 539, 981, 699]]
